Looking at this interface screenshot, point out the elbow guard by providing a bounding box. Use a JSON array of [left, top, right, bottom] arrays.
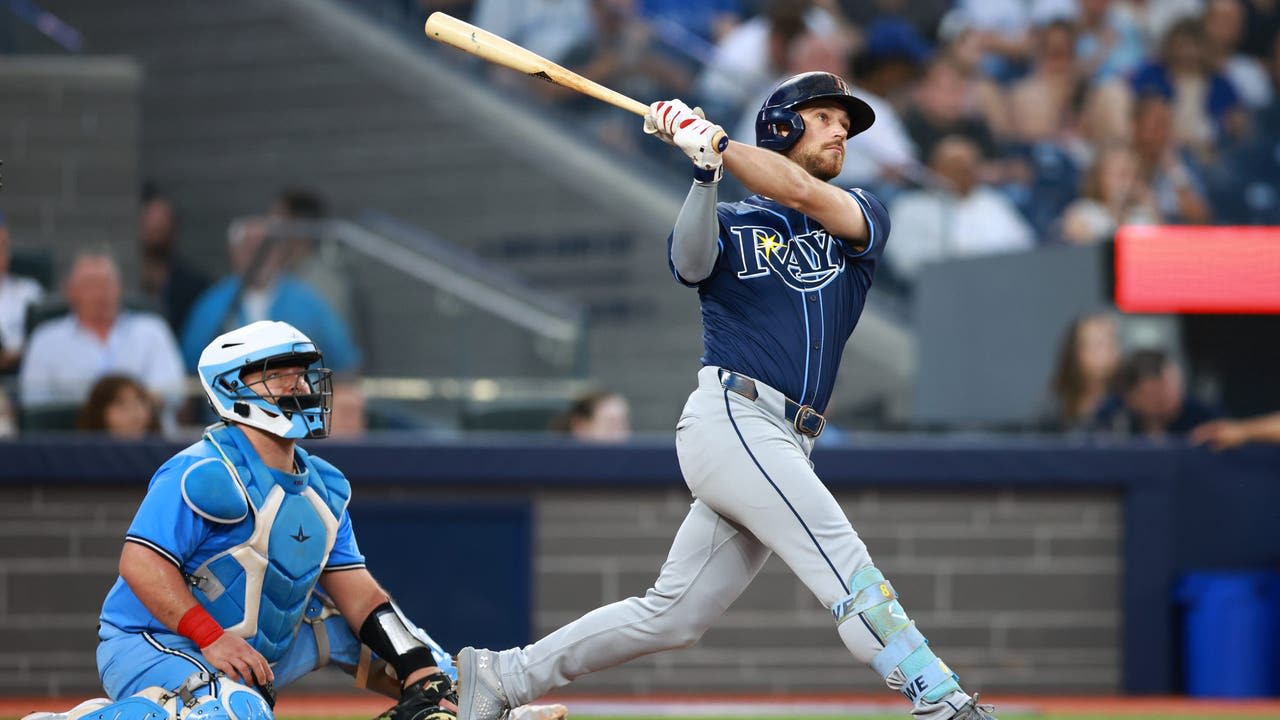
[[358, 600, 438, 683]]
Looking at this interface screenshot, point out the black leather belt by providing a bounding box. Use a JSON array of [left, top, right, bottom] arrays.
[[719, 370, 826, 438]]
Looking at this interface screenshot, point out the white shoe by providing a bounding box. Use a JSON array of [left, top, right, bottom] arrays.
[[509, 704, 567, 720], [457, 647, 511, 720], [22, 698, 113, 720]]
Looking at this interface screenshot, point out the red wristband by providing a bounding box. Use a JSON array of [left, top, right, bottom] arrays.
[[177, 605, 225, 648]]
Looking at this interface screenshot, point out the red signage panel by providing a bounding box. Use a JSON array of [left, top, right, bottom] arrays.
[[1114, 225, 1280, 314]]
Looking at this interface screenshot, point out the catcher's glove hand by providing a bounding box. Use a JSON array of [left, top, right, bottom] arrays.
[[374, 671, 458, 720]]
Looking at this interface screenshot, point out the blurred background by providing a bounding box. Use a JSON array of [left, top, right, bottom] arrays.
[[1, 0, 1280, 705]]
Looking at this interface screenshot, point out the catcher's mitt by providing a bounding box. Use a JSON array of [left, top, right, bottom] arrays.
[[374, 671, 457, 720]]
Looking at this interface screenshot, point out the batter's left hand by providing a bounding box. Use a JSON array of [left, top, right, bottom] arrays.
[[672, 116, 726, 176]]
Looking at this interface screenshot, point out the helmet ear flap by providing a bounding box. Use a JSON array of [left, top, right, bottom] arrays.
[[756, 106, 806, 151]]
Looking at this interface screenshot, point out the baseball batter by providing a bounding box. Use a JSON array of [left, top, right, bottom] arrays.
[[457, 72, 997, 720]]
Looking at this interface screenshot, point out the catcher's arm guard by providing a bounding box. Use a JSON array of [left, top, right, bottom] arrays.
[[374, 671, 457, 720]]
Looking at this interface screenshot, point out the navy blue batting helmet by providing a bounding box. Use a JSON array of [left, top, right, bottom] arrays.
[[755, 71, 876, 152]]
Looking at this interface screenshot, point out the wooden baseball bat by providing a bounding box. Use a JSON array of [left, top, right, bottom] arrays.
[[423, 12, 727, 153]]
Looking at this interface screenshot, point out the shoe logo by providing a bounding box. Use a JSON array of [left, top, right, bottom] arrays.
[[291, 525, 311, 543]]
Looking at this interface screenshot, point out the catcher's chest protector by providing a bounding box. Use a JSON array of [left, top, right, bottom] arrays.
[[182, 424, 352, 662]]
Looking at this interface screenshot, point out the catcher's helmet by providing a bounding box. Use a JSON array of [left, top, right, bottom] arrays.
[[198, 320, 333, 439], [755, 71, 876, 152]]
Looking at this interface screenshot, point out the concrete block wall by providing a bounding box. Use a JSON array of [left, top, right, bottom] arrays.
[[0, 483, 1120, 696], [0, 57, 141, 282], [0, 485, 144, 696], [534, 488, 1122, 695]]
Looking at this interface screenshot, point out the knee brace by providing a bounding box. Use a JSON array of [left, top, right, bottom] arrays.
[[832, 566, 961, 706]]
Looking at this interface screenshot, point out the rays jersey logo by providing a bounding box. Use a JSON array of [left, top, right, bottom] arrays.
[[729, 226, 845, 291]]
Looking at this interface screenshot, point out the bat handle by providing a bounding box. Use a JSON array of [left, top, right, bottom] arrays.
[[712, 130, 729, 154]]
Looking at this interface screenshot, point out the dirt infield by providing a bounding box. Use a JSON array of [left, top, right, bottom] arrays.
[[6, 694, 1280, 718]]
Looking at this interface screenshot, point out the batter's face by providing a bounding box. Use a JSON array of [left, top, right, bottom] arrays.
[[786, 101, 850, 181]]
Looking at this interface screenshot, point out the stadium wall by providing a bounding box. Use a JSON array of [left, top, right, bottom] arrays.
[[1, 438, 1277, 697]]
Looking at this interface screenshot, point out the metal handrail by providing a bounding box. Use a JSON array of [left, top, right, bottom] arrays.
[[346, 213, 583, 340]]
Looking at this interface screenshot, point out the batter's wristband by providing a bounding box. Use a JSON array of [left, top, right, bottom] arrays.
[[178, 605, 225, 648]]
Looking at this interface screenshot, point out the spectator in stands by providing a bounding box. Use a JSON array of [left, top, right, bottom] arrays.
[[1203, 0, 1272, 108], [1095, 348, 1222, 437], [551, 390, 631, 442], [76, 374, 160, 439], [0, 210, 44, 374], [949, 0, 1075, 82], [270, 188, 355, 326], [1192, 410, 1280, 449], [137, 188, 209, 334], [1060, 144, 1161, 244], [885, 135, 1035, 283], [1045, 313, 1122, 431], [1131, 93, 1212, 223], [1131, 0, 1205, 51], [1007, 20, 1085, 145], [933, 13, 1011, 139], [694, 0, 820, 121], [836, 0, 951, 41], [470, 0, 592, 66], [1073, 0, 1146, 81], [1130, 17, 1246, 151], [181, 216, 361, 375], [19, 252, 185, 413], [902, 56, 1017, 186], [551, 0, 694, 149], [829, 19, 930, 186], [637, 0, 742, 46]]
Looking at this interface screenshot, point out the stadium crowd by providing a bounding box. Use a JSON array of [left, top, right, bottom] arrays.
[[3, 0, 1279, 442], [410, 0, 1280, 285]]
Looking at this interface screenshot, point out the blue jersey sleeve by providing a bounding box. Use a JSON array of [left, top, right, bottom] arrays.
[[325, 511, 366, 571], [841, 187, 890, 262], [125, 462, 212, 569]]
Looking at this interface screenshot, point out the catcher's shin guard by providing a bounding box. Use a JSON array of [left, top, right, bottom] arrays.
[[832, 566, 964, 708], [27, 674, 273, 720]]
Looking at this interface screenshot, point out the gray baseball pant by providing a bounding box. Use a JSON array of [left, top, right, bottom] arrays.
[[496, 366, 967, 718]]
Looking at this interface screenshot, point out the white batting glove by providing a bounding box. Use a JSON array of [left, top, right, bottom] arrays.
[[643, 99, 696, 141], [673, 116, 726, 182]]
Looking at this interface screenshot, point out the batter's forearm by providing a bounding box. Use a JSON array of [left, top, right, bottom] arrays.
[[671, 181, 720, 283], [722, 140, 815, 205], [119, 541, 200, 631], [721, 140, 868, 241]]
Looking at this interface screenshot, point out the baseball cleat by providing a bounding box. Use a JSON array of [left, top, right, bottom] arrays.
[[508, 705, 568, 720], [457, 647, 511, 720], [22, 698, 112, 720], [948, 694, 997, 720]]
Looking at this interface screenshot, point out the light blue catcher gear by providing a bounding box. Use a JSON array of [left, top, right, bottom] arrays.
[[180, 423, 352, 662], [197, 320, 334, 440], [38, 674, 272, 720], [832, 566, 963, 708]]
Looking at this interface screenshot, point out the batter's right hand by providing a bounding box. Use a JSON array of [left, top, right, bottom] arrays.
[[201, 633, 274, 686]]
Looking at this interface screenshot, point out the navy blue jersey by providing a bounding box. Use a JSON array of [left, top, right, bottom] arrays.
[[668, 188, 890, 414]]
